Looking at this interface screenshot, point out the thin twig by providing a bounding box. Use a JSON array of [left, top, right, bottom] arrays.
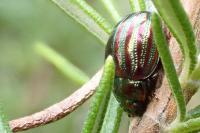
[[9, 69, 103, 132]]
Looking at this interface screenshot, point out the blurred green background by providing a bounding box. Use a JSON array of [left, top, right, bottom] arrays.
[[0, 0, 199, 133], [0, 0, 129, 132]]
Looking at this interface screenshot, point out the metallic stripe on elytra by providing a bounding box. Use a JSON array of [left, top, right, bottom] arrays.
[[141, 14, 151, 67], [112, 20, 124, 71], [129, 14, 146, 76], [118, 15, 136, 72], [148, 35, 156, 66], [112, 14, 133, 57]]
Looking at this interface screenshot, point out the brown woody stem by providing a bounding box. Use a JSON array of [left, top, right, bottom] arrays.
[[9, 69, 103, 132], [129, 0, 200, 132]]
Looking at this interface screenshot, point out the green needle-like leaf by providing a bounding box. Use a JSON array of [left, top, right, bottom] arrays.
[[35, 42, 89, 85], [138, 0, 146, 11], [96, 4, 122, 132], [82, 56, 115, 133], [152, 13, 186, 121], [187, 105, 200, 120], [190, 54, 200, 81], [0, 106, 12, 133], [187, 55, 200, 90], [101, 0, 121, 23], [129, 0, 146, 12], [51, 0, 113, 45], [129, 0, 136, 12], [152, 0, 197, 82], [167, 117, 200, 133], [100, 93, 123, 133]]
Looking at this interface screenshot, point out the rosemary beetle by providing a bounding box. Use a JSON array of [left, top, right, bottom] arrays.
[[105, 11, 165, 116]]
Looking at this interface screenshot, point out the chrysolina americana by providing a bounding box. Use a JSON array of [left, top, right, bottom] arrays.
[[105, 11, 165, 116]]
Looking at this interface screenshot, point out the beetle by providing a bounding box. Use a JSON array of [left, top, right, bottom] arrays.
[[105, 11, 165, 116]]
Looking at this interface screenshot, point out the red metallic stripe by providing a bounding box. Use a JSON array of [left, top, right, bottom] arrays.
[[124, 16, 137, 77], [144, 27, 153, 72], [115, 21, 126, 76], [133, 19, 146, 80]]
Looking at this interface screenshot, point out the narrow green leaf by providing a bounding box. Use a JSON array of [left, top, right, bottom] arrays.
[[190, 54, 200, 81], [129, 0, 136, 12], [152, 0, 197, 81], [35, 42, 89, 85], [129, 0, 146, 12], [152, 13, 186, 121], [101, 0, 121, 23], [167, 117, 200, 133], [187, 55, 200, 90], [100, 93, 123, 133], [138, 0, 146, 11], [51, 0, 112, 45], [82, 56, 115, 133], [187, 105, 200, 120], [0, 106, 12, 133]]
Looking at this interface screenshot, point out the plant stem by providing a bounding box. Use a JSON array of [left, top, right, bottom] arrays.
[[10, 69, 103, 132], [101, 0, 121, 23]]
